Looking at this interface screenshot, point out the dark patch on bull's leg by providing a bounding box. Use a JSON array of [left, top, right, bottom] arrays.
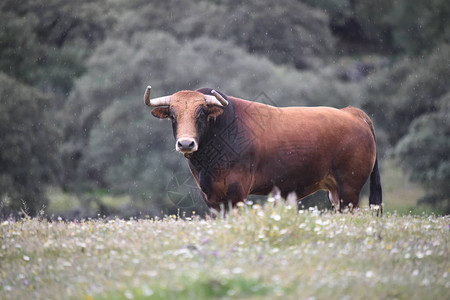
[[199, 171, 212, 198], [226, 182, 243, 205]]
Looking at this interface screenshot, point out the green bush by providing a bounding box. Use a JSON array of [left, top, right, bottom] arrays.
[[363, 44, 450, 145], [304, 0, 450, 54], [396, 94, 450, 213], [114, 0, 335, 69], [362, 44, 450, 211], [0, 73, 59, 216]]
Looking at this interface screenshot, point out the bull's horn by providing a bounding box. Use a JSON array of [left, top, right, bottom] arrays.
[[144, 86, 171, 107], [205, 90, 228, 106]]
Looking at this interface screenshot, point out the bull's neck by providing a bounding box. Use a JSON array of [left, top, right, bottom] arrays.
[[188, 98, 245, 175]]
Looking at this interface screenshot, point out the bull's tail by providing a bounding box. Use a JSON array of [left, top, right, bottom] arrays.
[[364, 109, 383, 215], [369, 157, 382, 215]]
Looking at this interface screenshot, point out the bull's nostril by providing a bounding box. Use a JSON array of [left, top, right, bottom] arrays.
[[177, 139, 196, 151]]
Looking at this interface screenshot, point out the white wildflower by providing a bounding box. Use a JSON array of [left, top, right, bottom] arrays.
[[142, 286, 153, 296], [124, 290, 134, 299], [270, 213, 281, 221]]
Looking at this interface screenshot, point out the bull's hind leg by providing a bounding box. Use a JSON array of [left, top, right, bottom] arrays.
[[327, 188, 360, 212], [332, 154, 372, 212], [341, 191, 359, 211], [338, 183, 361, 212], [323, 174, 342, 212], [336, 161, 372, 212], [327, 189, 341, 212], [325, 174, 361, 212]]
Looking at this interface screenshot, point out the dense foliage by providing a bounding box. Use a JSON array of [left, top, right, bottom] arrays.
[[0, 0, 448, 216], [0, 73, 58, 216]]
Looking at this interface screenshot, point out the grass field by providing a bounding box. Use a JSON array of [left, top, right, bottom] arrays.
[[1, 199, 449, 300]]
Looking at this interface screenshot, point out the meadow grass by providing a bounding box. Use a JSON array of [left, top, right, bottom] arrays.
[[1, 200, 449, 300]]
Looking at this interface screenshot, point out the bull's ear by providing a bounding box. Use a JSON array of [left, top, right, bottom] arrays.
[[207, 105, 225, 120], [151, 107, 170, 119]]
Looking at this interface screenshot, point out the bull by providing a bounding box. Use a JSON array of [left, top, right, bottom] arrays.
[[145, 86, 382, 213]]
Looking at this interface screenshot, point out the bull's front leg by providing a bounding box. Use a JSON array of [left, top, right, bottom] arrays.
[[191, 166, 252, 212], [204, 174, 251, 211], [207, 181, 246, 211]]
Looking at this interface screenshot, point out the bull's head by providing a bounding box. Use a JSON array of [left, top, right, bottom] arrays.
[[145, 86, 228, 158]]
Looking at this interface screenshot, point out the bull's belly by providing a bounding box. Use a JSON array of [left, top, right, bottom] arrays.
[[251, 162, 328, 199]]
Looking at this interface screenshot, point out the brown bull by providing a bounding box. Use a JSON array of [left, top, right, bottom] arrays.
[[145, 86, 382, 213]]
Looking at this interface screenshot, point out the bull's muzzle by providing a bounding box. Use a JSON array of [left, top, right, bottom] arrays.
[[176, 138, 198, 154]]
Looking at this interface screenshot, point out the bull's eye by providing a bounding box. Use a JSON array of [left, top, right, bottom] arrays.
[[195, 107, 206, 119]]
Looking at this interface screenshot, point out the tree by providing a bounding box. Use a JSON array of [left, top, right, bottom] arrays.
[[114, 0, 335, 69], [303, 0, 394, 53], [0, 0, 115, 48], [395, 94, 450, 213], [60, 31, 182, 194], [0, 0, 117, 93], [304, 0, 450, 55], [361, 44, 450, 211], [363, 44, 450, 146], [388, 0, 450, 54], [0, 73, 59, 216], [0, 12, 40, 85]]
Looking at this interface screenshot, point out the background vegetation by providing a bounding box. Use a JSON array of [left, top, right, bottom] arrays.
[[0, 0, 449, 218]]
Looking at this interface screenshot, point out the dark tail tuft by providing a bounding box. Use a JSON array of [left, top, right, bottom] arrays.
[[369, 157, 383, 215]]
